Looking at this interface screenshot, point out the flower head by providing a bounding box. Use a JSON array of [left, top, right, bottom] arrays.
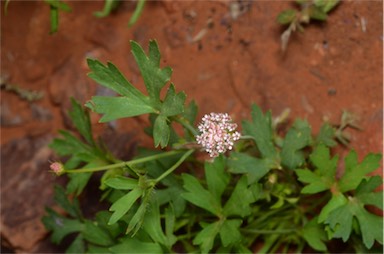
[[50, 162, 64, 175], [196, 113, 241, 157]]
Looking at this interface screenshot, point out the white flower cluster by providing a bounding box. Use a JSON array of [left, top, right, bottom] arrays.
[[196, 113, 241, 157]]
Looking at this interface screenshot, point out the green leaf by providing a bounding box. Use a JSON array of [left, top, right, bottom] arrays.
[[302, 217, 327, 251], [87, 59, 146, 100], [281, 119, 312, 169], [181, 174, 221, 216], [316, 122, 337, 147], [277, 9, 297, 25], [161, 84, 186, 116], [325, 194, 383, 248], [127, 196, 149, 235], [314, 0, 340, 13], [108, 187, 142, 225], [110, 238, 163, 254], [93, 0, 120, 17], [82, 220, 114, 246], [219, 219, 242, 247], [153, 115, 170, 148], [296, 144, 337, 194], [128, 0, 146, 27], [308, 5, 328, 21], [42, 208, 84, 244], [193, 221, 221, 253], [142, 198, 167, 246], [223, 175, 254, 217], [104, 176, 138, 190], [242, 104, 277, 159], [53, 185, 82, 219], [68, 98, 94, 145], [204, 155, 229, 203], [66, 235, 84, 253], [86, 96, 156, 122], [130, 40, 172, 107], [164, 205, 177, 248], [296, 169, 329, 194], [318, 192, 348, 222], [355, 176, 383, 210], [338, 151, 381, 193], [228, 152, 271, 185]]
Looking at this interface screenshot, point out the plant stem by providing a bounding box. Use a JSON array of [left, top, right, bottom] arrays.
[[155, 149, 194, 183], [64, 150, 185, 174], [173, 116, 198, 136], [239, 135, 254, 140]]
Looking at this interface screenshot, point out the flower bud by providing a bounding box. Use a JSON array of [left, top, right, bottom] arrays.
[[50, 162, 64, 175]]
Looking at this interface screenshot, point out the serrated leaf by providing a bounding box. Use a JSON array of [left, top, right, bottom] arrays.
[[219, 219, 242, 247], [130, 40, 172, 107], [181, 174, 221, 216], [316, 122, 337, 147], [82, 220, 114, 246], [42, 208, 84, 244], [302, 217, 327, 251], [339, 151, 381, 193], [165, 205, 177, 248], [296, 169, 330, 194], [281, 119, 312, 169], [109, 238, 163, 254], [204, 155, 229, 203], [223, 175, 254, 217], [277, 9, 297, 24], [193, 221, 221, 254], [104, 176, 138, 190], [86, 96, 156, 122], [325, 194, 383, 248], [228, 152, 271, 185], [127, 188, 153, 235], [68, 98, 94, 145], [242, 104, 277, 159], [153, 115, 170, 148], [87, 59, 146, 100], [161, 84, 186, 116], [318, 192, 348, 222], [355, 176, 383, 210], [108, 187, 142, 225]]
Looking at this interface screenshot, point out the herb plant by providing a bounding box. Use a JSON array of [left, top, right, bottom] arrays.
[[43, 40, 383, 253], [277, 0, 340, 51]]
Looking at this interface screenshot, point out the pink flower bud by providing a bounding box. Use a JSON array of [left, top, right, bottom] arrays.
[[196, 113, 241, 157], [50, 162, 64, 175]]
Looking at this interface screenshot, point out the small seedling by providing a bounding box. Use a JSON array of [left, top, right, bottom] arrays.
[[277, 0, 340, 51]]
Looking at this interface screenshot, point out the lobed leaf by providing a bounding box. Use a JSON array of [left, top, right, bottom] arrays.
[[86, 96, 155, 122], [181, 174, 222, 216], [108, 187, 142, 225], [204, 155, 229, 203], [242, 104, 278, 160], [228, 152, 271, 185], [281, 119, 312, 169]]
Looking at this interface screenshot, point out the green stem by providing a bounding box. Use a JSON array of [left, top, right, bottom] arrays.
[[239, 135, 254, 140], [64, 150, 185, 174], [173, 116, 198, 136], [155, 149, 194, 183]]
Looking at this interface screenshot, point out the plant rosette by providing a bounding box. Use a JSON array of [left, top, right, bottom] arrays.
[[43, 40, 383, 254]]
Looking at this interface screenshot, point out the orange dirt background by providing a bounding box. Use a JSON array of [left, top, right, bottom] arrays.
[[1, 1, 383, 252]]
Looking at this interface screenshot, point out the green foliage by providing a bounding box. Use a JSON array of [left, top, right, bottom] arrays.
[[45, 40, 383, 253], [278, 0, 340, 51], [86, 40, 186, 148], [44, 0, 71, 34]]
